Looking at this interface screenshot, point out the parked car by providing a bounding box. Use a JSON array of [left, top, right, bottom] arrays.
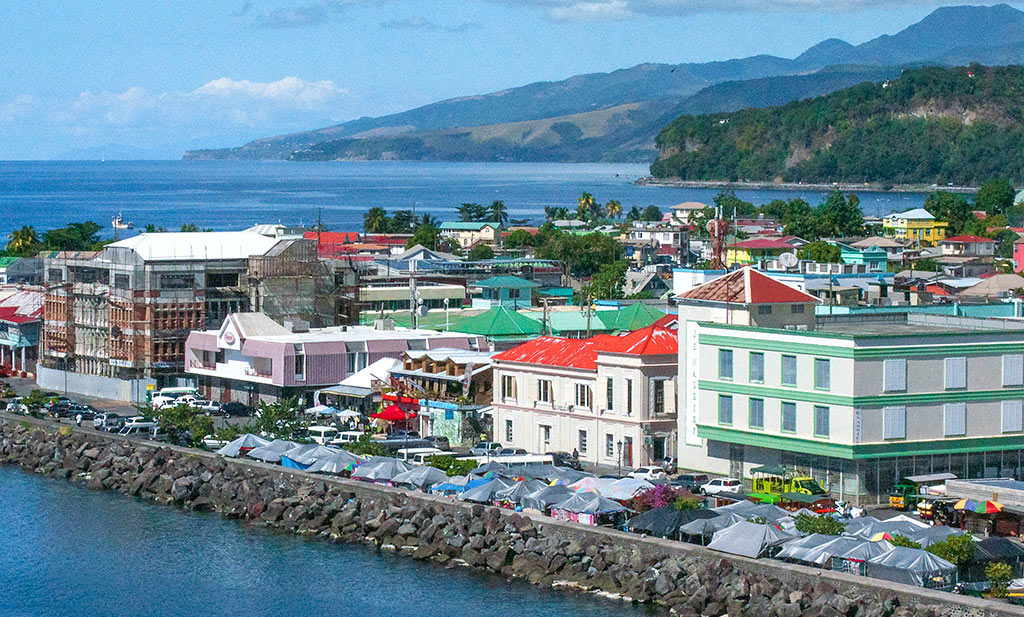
[[93, 412, 125, 432], [671, 473, 710, 492], [308, 425, 340, 445], [329, 430, 365, 446], [423, 435, 451, 451], [5, 397, 27, 414], [628, 466, 669, 482], [201, 435, 229, 450], [118, 422, 166, 441], [395, 447, 445, 464], [386, 430, 421, 440], [699, 477, 743, 496], [221, 401, 255, 417], [67, 403, 95, 421], [44, 396, 73, 409], [470, 441, 502, 456], [158, 395, 198, 409], [548, 451, 583, 470], [659, 457, 677, 474], [496, 447, 528, 457], [190, 399, 222, 414]]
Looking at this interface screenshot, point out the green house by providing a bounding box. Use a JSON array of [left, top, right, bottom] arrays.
[[838, 243, 887, 272]]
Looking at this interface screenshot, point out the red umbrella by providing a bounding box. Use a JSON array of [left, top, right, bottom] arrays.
[[371, 405, 417, 422]]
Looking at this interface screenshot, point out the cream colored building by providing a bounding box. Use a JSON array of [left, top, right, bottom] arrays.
[[439, 222, 498, 250]]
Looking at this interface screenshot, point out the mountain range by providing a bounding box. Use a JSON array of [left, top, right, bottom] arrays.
[[184, 4, 1024, 163]]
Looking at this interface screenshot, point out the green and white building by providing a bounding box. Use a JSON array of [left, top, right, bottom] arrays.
[[677, 267, 1024, 505]]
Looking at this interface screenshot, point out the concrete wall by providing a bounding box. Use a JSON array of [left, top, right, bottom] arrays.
[[36, 365, 156, 402]]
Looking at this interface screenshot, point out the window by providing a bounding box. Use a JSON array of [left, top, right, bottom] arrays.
[[814, 358, 830, 391], [206, 272, 239, 287], [748, 398, 764, 429], [501, 375, 516, 400], [578, 429, 588, 454], [505, 419, 514, 441], [813, 405, 829, 438], [883, 406, 906, 440], [791, 304, 805, 314], [944, 357, 967, 390], [718, 395, 733, 425], [293, 344, 305, 381], [718, 349, 733, 379], [113, 274, 130, 290], [160, 273, 195, 289], [574, 383, 592, 409], [1003, 354, 1024, 387], [1003, 401, 1024, 433], [538, 379, 552, 404], [540, 425, 551, 448], [781, 355, 797, 386], [606, 377, 614, 412], [944, 403, 966, 437], [749, 352, 764, 383], [605, 433, 615, 458], [883, 359, 906, 392], [625, 378, 633, 415], [757, 305, 772, 315], [653, 379, 665, 415], [781, 402, 796, 433], [47, 268, 63, 283]]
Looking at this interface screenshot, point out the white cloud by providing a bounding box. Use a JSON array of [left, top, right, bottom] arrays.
[[378, 15, 481, 32], [190, 76, 349, 108], [548, 1, 629, 21]]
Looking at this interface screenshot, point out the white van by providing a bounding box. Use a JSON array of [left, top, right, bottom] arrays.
[[308, 425, 340, 445], [118, 423, 166, 441], [151, 386, 200, 409], [396, 447, 444, 465], [329, 430, 365, 446]]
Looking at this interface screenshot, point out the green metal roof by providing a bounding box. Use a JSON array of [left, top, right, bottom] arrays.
[[520, 309, 614, 334], [596, 303, 665, 331], [474, 275, 540, 289], [440, 222, 497, 231], [0, 257, 19, 267], [454, 306, 542, 337]]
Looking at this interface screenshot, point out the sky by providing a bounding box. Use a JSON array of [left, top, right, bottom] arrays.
[[0, 1, 1018, 159]]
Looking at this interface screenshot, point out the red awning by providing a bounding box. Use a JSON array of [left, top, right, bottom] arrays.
[[371, 405, 418, 422]]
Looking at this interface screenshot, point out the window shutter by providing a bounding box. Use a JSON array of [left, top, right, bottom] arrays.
[[883, 406, 906, 440], [944, 403, 966, 436], [1002, 400, 1023, 433], [944, 357, 967, 389], [883, 359, 906, 392], [1003, 354, 1024, 387]]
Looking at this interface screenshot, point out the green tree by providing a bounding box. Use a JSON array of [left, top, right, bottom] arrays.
[[143, 224, 166, 233], [428, 454, 478, 476], [457, 203, 487, 222], [626, 206, 643, 222], [993, 228, 1019, 258], [577, 192, 598, 221], [346, 431, 388, 456], [605, 199, 623, 219], [794, 514, 847, 535], [180, 223, 200, 232], [503, 229, 535, 249], [924, 191, 973, 236], [40, 222, 104, 251], [250, 398, 302, 440], [364, 207, 388, 233], [584, 259, 627, 300], [154, 402, 214, 447], [889, 534, 921, 549], [419, 213, 440, 228], [5, 226, 38, 257], [535, 231, 623, 278], [388, 210, 416, 232], [987, 561, 1014, 598], [714, 191, 757, 217], [816, 191, 864, 237], [975, 178, 1016, 215], [467, 243, 494, 260], [797, 241, 841, 263], [488, 200, 509, 227], [407, 224, 440, 250], [925, 533, 975, 568], [640, 205, 663, 221]]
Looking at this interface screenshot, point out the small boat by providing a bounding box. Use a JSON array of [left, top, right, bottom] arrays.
[[111, 212, 134, 230]]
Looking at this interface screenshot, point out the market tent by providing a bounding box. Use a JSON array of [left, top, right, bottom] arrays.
[[679, 512, 746, 538], [520, 485, 576, 512], [392, 465, 449, 489], [851, 519, 923, 539], [470, 461, 512, 476], [431, 475, 490, 494], [626, 507, 718, 539], [553, 494, 629, 514], [864, 547, 957, 588], [335, 409, 362, 419], [843, 516, 882, 535], [707, 521, 795, 558], [971, 536, 1024, 564], [307, 404, 339, 416], [748, 503, 791, 522], [502, 464, 591, 484], [305, 449, 365, 474], [712, 499, 758, 516], [282, 445, 341, 468], [796, 537, 877, 566], [602, 478, 655, 501], [461, 477, 516, 503], [371, 405, 417, 422], [495, 479, 548, 503], [775, 534, 839, 561], [246, 439, 300, 463], [351, 456, 412, 481], [216, 434, 271, 458], [836, 539, 895, 563], [570, 476, 614, 494], [908, 526, 965, 548]]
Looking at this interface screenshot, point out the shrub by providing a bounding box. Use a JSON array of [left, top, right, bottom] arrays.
[[794, 513, 846, 535], [674, 497, 702, 511], [346, 431, 388, 457], [428, 455, 478, 477], [925, 533, 975, 567], [987, 561, 1013, 598], [889, 534, 921, 549], [626, 484, 694, 513]]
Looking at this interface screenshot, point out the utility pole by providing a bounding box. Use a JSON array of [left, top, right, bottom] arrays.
[[585, 295, 592, 338]]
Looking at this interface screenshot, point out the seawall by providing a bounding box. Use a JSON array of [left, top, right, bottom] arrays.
[[1, 412, 1016, 617]]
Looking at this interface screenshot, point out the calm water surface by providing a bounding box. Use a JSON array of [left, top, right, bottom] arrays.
[[0, 466, 662, 617], [0, 160, 929, 236]]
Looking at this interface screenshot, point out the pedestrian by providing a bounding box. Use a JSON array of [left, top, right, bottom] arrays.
[[75, 413, 83, 427], [572, 448, 579, 460]]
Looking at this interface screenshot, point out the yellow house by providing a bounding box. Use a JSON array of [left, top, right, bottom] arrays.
[[881, 208, 948, 246], [726, 238, 793, 266], [439, 222, 498, 250]]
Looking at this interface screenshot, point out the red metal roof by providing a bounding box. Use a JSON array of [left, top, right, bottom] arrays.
[[728, 238, 794, 250], [0, 289, 43, 324], [493, 325, 677, 370], [678, 268, 819, 305], [306, 231, 360, 244], [942, 235, 993, 243]]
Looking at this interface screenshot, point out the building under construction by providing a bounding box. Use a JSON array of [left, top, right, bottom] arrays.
[[41, 231, 345, 396]]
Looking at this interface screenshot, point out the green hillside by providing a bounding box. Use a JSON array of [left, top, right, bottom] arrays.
[[651, 65, 1024, 185]]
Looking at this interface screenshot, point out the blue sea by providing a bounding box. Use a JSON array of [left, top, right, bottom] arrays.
[[0, 160, 930, 237], [0, 466, 662, 617]]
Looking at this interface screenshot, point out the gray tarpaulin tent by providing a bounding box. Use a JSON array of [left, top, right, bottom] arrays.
[[216, 434, 270, 458], [495, 479, 548, 503], [602, 478, 655, 501], [520, 485, 574, 512], [864, 547, 957, 588], [470, 461, 512, 475], [707, 521, 795, 558], [305, 449, 365, 474], [626, 507, 718, 539], [460, 477, 516, 503], [712, 500, 758, 516], [843, 516, 882, 535], [908, 525, 965, 548], [747, 503, 791, 522], [775, 533, 838, 561], [553, 494, 629, 514], [803, 537, 893, 567], [351, 457, 412, 481], [283, 445, 342, 467], [246, 439, 299, 463], [850, 519, 924, 539], [502, 465, 591, 484], [392, 465, 448, 489], [679, 512, 746, 539]]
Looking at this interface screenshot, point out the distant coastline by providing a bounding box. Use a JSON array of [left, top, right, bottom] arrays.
[[635, 177, 978, 195]]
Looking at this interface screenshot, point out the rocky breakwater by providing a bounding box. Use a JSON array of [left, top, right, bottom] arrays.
[[1, 416, 1014, 617]]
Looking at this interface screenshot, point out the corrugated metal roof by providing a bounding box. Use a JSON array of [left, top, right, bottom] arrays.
[[493, 325, 676, 369], [107, 232, 280, 261], [677, 267, 819, 305]]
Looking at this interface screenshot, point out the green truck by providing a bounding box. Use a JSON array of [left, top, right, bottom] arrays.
[[748, 465, 828, 505]]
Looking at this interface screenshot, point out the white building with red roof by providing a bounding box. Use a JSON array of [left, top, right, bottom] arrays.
[[490, 324, 678, 468], [939, 235, 996, 257]]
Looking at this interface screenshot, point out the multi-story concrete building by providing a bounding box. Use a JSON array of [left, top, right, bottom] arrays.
[[40, 231, 341, 400], [491, 324, 678, 469], [882, 208, 949, 246], [677, 267, 1024, 505], [186, 313, 487, 406]]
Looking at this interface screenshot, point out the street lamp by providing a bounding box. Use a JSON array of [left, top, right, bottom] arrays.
[[616, 439, 623, 477]]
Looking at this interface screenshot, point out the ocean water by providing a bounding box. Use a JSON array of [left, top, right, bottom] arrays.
[[0, 160, 929, 237], [0, 466, 661, 617]]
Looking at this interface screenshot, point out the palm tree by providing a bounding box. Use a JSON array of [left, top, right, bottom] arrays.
[[577, 192, 598, 221], [6, 226, 37, 256], [457, 203, 484, 222], [420, 213, 440, 228], [363, 207, 387, 233], [489, 200, 509, 227], [605, 199, 622, 219], [552, 207, 570, 221], [544, 206, 554, 222]]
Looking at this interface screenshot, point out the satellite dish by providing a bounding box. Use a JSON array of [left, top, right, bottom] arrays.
[[417, 305, 429, 317], [779, 252, 799, 269]]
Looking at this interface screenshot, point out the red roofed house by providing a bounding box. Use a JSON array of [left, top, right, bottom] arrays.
[[490, 324, 678, 468], [0, 286, 44, 376], [940, 235, 995, 257]]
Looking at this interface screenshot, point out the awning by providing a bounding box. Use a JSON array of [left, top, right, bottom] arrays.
[[904, 473, 957, 484], [319, 384, 373, 398]]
